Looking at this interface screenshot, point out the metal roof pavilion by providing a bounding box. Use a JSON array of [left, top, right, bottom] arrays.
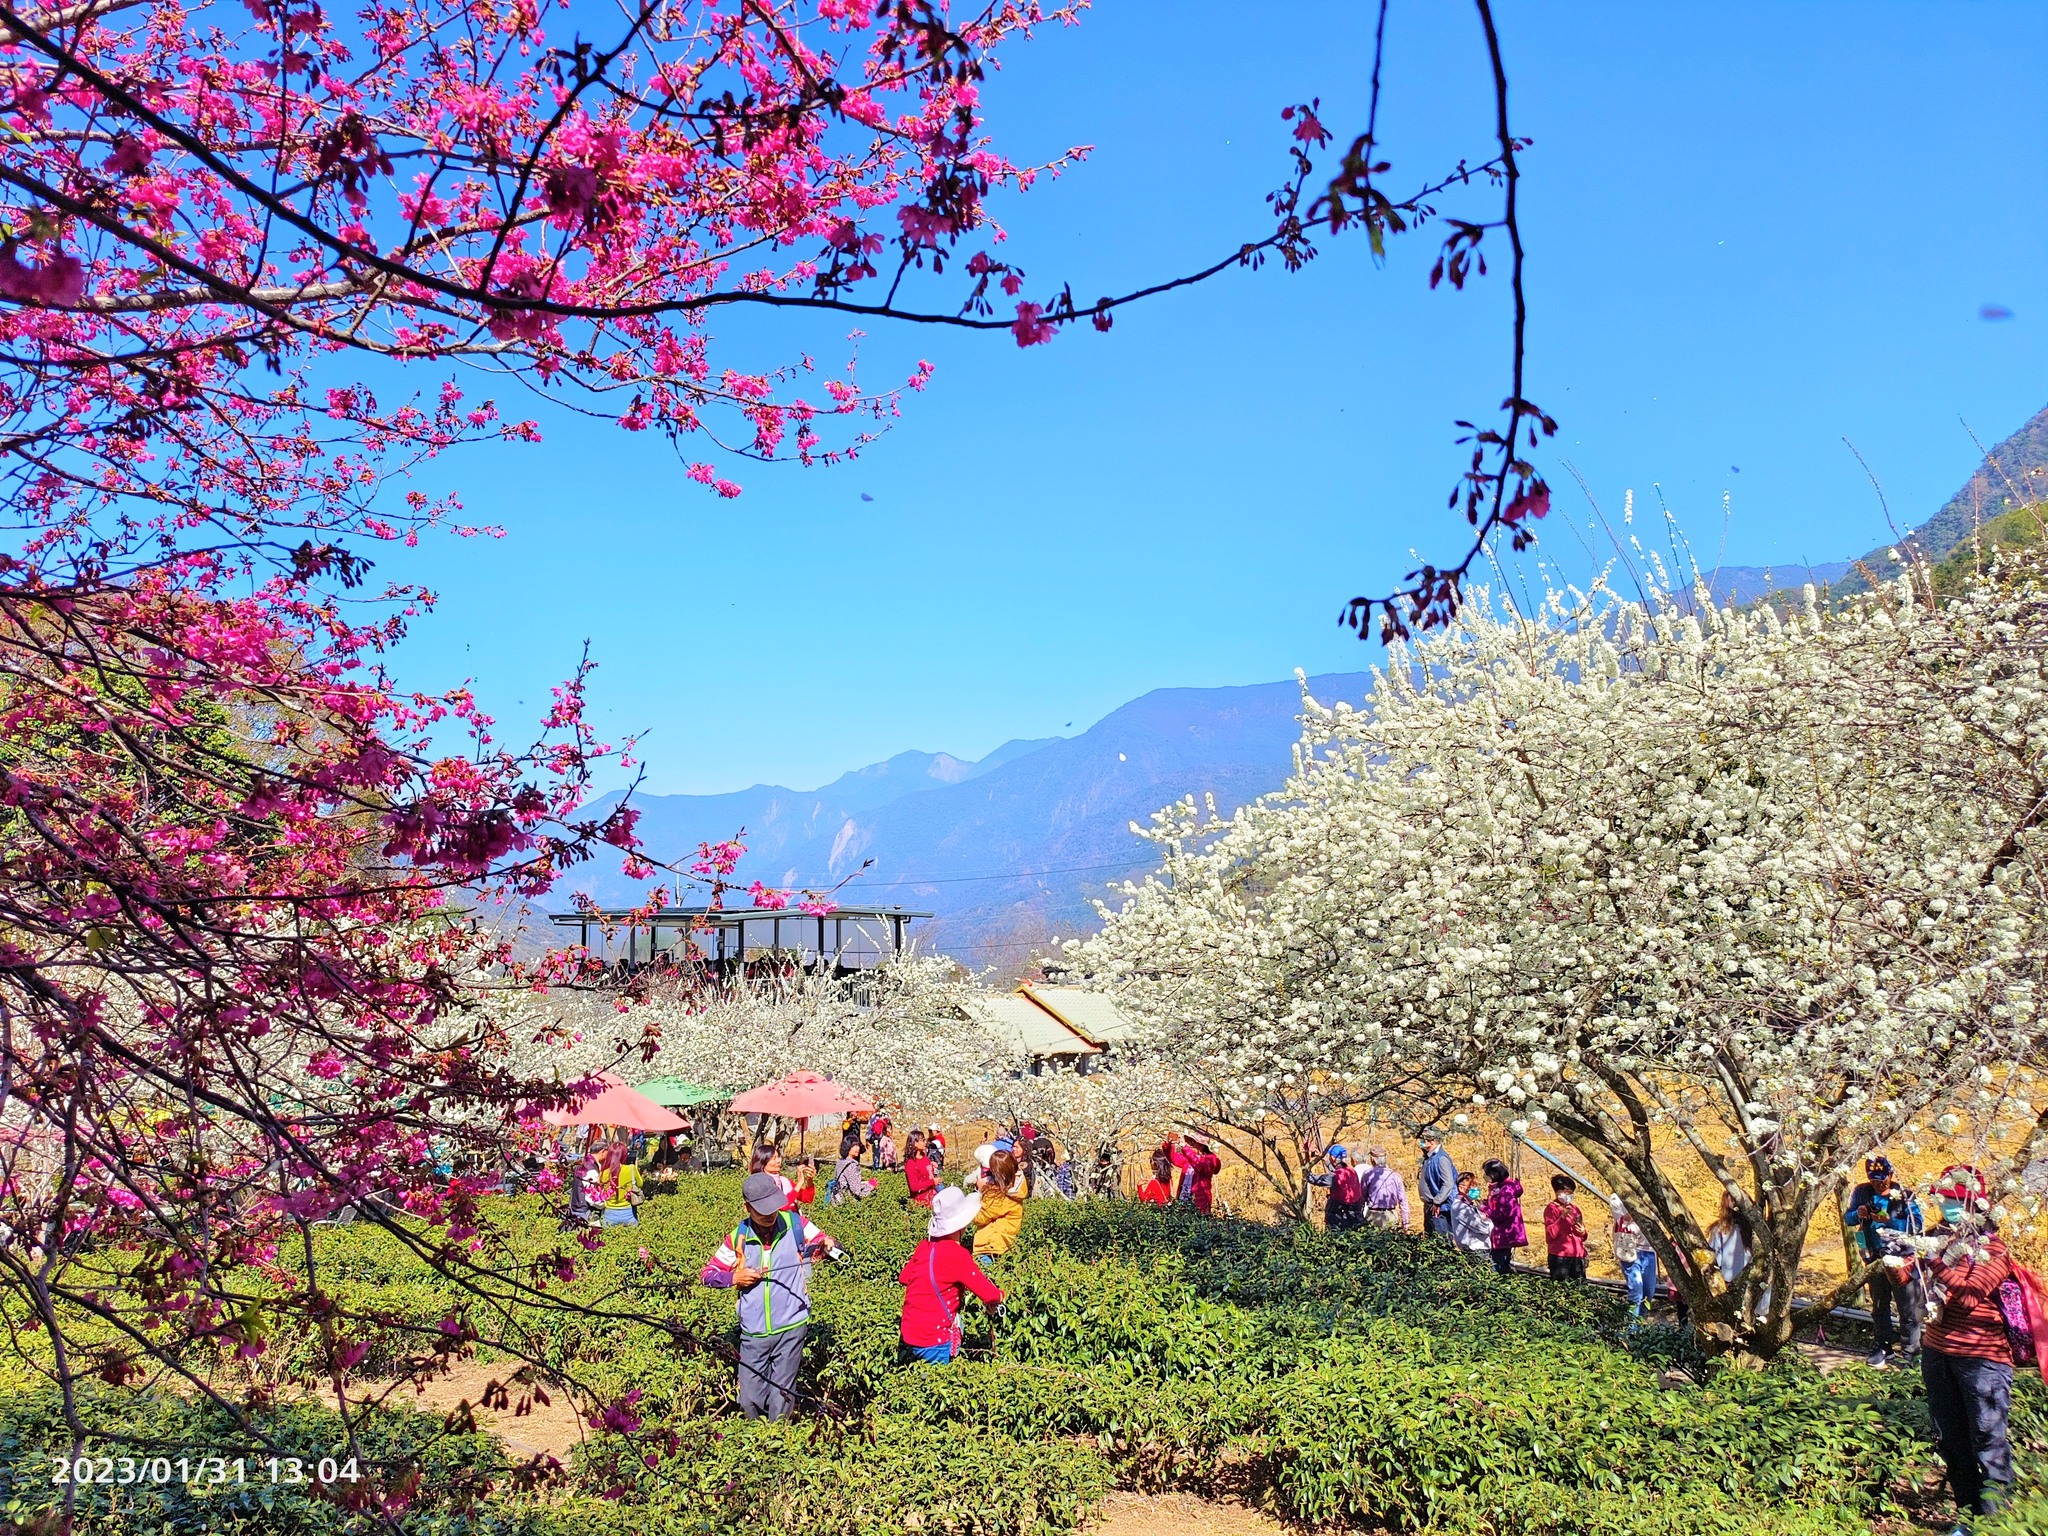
[[549, 903, 934, 966]]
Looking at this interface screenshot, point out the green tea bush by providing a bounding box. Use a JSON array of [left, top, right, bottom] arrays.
[[0, 1386, 532, 1535], [560, 1415, 1113, 1536], [17, 1173, 2043, 1535]]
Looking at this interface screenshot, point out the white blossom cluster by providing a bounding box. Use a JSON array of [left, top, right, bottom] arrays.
[[981, 1059, 1187, 1194], [1071, 564, 2048, 1343], [481, 953, 1008, 1120]]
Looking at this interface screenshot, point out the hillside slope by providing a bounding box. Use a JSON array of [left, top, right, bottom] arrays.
[[1835, 401, 2048, 594]]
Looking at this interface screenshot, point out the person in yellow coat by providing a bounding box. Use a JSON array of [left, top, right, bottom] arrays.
[[972, 1146, 1026, 1266]]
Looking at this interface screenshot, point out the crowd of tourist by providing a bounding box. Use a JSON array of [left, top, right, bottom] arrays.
[[530, 1105, 2047, 1536]]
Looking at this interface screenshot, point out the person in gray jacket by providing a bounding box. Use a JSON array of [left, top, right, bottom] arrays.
[[700, 1172, 840, 1419], [1418, 1130, 1461, 1241]]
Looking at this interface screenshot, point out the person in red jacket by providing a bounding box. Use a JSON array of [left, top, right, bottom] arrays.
[[903, 1130, 937, 1208], [899, 1185, 1004, 1363], [1170, 1133, 1224, 1215], [1542, 1173, 1588, 1282], [1136, 1148, 1174, 1206], [1306, 1145, 1365, 1231], [1921, 1166, 2017, 1528], [788, 1155, 818, 1206]]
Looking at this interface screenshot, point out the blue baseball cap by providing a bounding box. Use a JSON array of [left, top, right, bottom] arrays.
[[1327, 1145, 1349, 1161]]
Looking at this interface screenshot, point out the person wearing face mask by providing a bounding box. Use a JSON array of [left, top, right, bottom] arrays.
[[1417, 1130, 1459, 1241], [1543, 1174, 1587, 1283], [1847, 1154, 1924, 1368], [1919, 1166, 2016, 1535], [700, 1173, 840, 1420]]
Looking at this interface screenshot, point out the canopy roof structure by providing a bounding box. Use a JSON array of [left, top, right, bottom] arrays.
[[633, 1078, 732, 1109], [550, 903, 934, 971], [1016, 984, 1142, 1048], [729, 1071, 874, 1119], [540, 1074, 689, 1132], [969, 994, 1098, 1062]]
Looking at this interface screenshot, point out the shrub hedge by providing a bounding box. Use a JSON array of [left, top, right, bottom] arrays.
[[1, 1173, 2040, 1534]]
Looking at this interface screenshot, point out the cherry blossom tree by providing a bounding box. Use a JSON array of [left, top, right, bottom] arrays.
[[1084, 559, 2048, 1354], [0, 565, 660, 1512]]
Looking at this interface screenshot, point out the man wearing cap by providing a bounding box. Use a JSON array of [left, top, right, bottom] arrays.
[[1307, 1145, 1366, 1232], [1921, 1164, 2020, 1532], [898, 1185, 1005, 1363], [1847, 1153, 1925, 1367], [1418, 1131, 1460, 1242], [700, 1171, 840, 1419]]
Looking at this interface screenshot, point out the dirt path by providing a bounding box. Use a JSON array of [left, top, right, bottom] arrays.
[[368, 1361, 589, 1465], [1084, 1491, 1291, 1536]]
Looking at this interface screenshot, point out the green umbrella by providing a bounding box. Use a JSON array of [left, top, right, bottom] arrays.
[[633, 1077, 731, 1109]]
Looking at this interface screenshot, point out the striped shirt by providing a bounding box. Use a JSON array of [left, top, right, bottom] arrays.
[[1925, 1234, 2015, 1363]]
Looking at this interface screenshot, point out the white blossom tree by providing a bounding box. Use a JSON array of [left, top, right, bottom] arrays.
[[480, 952, 1007, 1129], [1065, 791, 1473, 1222], [1079, 560, 2048, 1353], [979, 1059, 1188, 1196]]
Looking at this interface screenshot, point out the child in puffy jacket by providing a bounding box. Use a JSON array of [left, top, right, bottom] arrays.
[[1482, 1158, 1527, 1276], [1543, 1173, 1587, 1282]]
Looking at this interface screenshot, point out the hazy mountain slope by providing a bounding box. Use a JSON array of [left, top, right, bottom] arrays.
[[566, 672, 1374, 971], [585, 739, 1063, 887], [1706, 561, 1852, 606]]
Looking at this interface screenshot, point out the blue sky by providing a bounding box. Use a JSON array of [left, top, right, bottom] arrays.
[[382, 0, 2048, 795]]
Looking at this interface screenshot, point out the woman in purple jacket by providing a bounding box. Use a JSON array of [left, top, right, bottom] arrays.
[[1481, 1158, 1527, 1276]]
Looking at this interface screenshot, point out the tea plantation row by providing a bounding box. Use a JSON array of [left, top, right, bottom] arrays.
[[2, 1173, 2042, 1534]]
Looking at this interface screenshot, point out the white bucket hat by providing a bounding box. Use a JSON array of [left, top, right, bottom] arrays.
[[929, 1185, 982, 1239], [974, 1142, 996, 1169]]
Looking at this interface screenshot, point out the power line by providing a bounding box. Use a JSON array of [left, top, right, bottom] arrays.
[[850, 859, 1151, 887], [802, 858, 1158, 889]]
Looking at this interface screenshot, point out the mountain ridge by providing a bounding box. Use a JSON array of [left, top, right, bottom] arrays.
[[1835, 402, 2048, 595], [568, 672, 1376, 971], [565, 396, 2048, 974]]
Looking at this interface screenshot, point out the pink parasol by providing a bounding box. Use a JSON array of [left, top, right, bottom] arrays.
[[729, 1071, 874, 1119], [540, 1074, 688, 1132]]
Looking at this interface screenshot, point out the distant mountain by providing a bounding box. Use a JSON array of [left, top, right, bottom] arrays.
[[565, 673, 1374, 974], [1836, 402, 2048, 595], [584, 739, 1062, 892], [557, 402, 2048, 974], [1705, 561, 1852, 607]]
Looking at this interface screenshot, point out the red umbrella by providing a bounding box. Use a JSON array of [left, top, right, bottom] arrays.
[[540, 1074, 688, 1132], [729, 1071, 874, 1119]]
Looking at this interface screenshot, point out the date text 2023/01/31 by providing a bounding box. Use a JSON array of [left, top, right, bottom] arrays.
[[49, 1454, 363, 1488]]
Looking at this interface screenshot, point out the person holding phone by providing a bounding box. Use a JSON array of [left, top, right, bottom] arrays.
[[700, 1172, 840, 1419]]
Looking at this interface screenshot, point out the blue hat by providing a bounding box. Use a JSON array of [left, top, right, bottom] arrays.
[[1327, 1145, 1349, 1161], [992, 1136, 1014, 1152]]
